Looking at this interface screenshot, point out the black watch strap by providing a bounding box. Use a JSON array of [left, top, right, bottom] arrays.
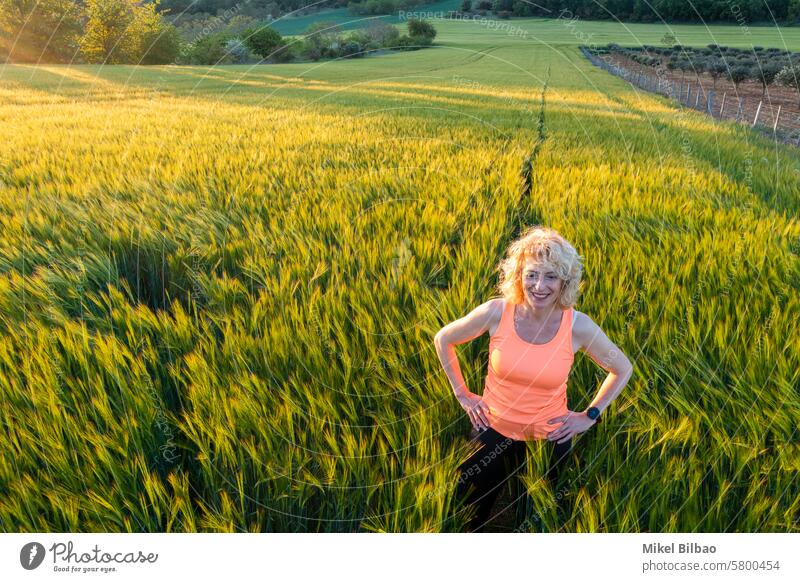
[[586, 406, 601, 423]]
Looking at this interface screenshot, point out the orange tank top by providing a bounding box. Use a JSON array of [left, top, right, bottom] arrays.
[[482, 300, 575, 441]]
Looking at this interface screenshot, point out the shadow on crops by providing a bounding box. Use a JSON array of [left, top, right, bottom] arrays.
[[0, 65, 94, 98]]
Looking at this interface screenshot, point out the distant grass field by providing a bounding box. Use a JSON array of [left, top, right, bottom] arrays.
[[269, 0, 463, 36], [272, 7, 800, 46], [0, 18, 798, 532]]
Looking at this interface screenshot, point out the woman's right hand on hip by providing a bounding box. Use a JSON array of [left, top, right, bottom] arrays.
[[456, 391, 491, 431]]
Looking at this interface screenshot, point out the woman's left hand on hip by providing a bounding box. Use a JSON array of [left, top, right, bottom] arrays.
[[546, 410, 596, 444]]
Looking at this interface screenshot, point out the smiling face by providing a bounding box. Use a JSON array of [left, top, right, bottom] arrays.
[[520, 257, 564, 310]]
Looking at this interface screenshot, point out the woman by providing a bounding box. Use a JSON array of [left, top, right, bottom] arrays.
[[433, 225, 634, 532]]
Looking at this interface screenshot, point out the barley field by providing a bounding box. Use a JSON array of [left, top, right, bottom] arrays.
[[1, 18, 799, 533]]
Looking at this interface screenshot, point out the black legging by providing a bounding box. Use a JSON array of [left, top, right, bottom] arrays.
[[454, 426, 573, 532]]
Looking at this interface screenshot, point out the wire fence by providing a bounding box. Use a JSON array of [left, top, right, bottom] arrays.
[[581, 47, 800, 148]]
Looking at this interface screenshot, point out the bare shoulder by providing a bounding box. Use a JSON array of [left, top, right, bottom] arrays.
[[571, 309, 599, 350], [467, 297, 504, 320], [570, 308, 633, 373], [487, 297, 505, 315], [572, 309, 592, 332], [434, 297, 505, 346], [486, 298, 505, 336]]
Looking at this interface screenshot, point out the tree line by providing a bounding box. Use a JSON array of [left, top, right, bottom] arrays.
[[0, 0, 343, 63], [0, 0, 437, 64], [2, 0, 185, 63], [459, 0, 800, 23]]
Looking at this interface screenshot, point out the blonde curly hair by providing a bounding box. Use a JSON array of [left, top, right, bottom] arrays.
[[496, 225, 583, 309]]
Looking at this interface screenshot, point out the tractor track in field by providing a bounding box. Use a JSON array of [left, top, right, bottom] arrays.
[[449, 75, 550, 533], [423, 45, 502, 74], [463, 45, 502, 65]]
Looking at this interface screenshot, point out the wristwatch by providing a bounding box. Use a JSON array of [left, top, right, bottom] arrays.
[[585, 406, 601, 424]]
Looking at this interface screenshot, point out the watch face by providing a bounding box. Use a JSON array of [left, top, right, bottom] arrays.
[[587, 407, 599, 419]]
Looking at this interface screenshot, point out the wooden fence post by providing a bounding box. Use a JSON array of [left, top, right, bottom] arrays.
[[753, 100, 762, 127], [687, 85, 692, 107], [773, 105, 781, 132], [695, 86, 701, 108], [720, 93, 726, 117], [707, 91, 714, 116], [735, 98, 744, 122]]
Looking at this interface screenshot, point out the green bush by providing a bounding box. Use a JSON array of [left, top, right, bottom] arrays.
[[340, 41, 364, 58], [301, 21, 343, 61], [242, 25, 283, 60], [139, 22, 183, 65], [344, 29, 374, 51], [727, 65, 751, 88], [272, 41, 296, 63], [186, 32, 234, 65], [363, 21, 399, 48], [393, 34, 422, 51], [348, 0, 398, 15], [775, 64, 800, 107], [776, 64, 800, 89], [407, 18, 437, 41], [750, 61, 785, 94], [706, 58, 726, 86], [224, 39, 251, 64]]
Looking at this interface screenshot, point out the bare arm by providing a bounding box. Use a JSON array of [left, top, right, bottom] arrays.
[[573, 310, 634, 415], [433, 298, 502, 399], [547, 310, 635, 443]]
